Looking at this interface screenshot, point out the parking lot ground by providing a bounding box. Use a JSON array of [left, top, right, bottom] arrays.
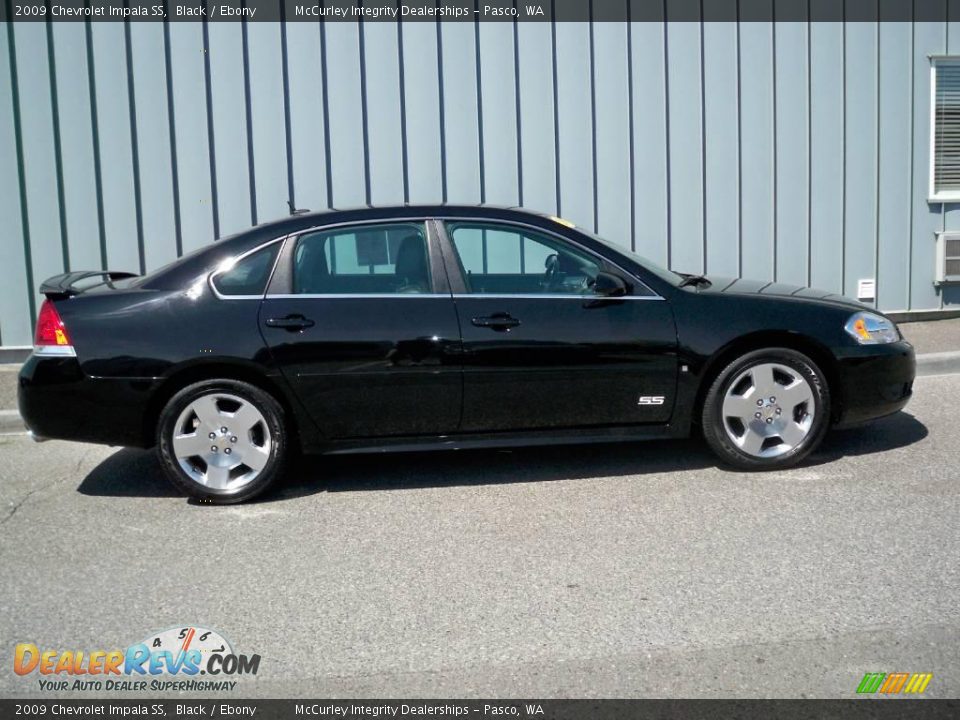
[[1, 374, 958, 699]]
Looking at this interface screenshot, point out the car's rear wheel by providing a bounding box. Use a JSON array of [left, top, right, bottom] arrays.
[[701, 348, 830, 470], [157, 379, 287, 503]]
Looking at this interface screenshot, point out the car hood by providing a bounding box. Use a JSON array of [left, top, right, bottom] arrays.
[[694, 276, 870, 311]]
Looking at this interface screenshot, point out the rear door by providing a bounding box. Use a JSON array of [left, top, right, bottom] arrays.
[[259, 220, 462, 439], [438, 219, 678, 432]]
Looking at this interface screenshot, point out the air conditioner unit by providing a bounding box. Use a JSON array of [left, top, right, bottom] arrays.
[[936, 232, 960, 284]]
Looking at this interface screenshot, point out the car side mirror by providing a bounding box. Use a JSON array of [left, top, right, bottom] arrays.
[[593, 271, 628, 297]]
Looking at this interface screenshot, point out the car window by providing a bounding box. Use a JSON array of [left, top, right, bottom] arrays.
[[211, 243, 280, 296], [293, 223, 431, 295], [446, 222, 601, 295]]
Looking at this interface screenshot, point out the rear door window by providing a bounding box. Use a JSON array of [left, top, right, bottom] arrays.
[[292, 223, 432, 295]]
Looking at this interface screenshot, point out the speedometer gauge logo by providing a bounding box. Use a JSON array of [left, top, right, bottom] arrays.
[[140, 626, 234, 673]]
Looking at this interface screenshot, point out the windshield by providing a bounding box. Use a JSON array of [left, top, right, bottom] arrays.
[[575, 227, 685, 287]]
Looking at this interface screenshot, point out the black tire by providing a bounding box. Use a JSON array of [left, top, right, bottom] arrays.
[[701, 347, 830, 471], [157, 379, 288, 504]]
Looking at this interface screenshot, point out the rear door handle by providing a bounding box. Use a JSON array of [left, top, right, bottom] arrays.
[[471, 313, 521, 331], [265, 314, 315, 331]]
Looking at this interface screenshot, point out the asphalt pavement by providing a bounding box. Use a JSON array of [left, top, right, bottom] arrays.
[[0, 374, 957, 699]]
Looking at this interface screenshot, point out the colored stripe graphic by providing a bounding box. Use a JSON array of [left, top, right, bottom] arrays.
[[904, 673, 933, 694], [879, 672, 909, 694], [857, 673, 886, 694], [858, 672, 933, 694]]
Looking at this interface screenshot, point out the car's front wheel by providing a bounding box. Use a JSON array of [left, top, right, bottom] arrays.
[[157, 379, 287, 503], [701, 348, 830, 470]]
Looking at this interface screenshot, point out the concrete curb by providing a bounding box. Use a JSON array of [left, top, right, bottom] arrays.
[[0, 347, 31, 364], [888, 308, 960, 323], [915, 350, 960, 377], [0, 409, 24, 433]]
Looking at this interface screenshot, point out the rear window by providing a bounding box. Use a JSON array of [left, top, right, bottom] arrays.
[[211, 244, 280, 296]]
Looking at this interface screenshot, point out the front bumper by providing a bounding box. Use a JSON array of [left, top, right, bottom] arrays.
[[833, 340, 916, 428], [18, 354, 158, 447]]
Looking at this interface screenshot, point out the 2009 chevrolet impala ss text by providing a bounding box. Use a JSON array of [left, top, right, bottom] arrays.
[[18, 205, 915, 503]]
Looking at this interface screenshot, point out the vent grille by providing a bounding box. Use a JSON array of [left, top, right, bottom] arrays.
[[933, 62, 960, 196], [936, 232, 960, 283]]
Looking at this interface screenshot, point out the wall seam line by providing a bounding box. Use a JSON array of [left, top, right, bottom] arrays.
[[627, 0, 636, 252], [279, 7, 296, 211], [662, 5, 672, 268], [699, 0, 706, 273], [161, 1, 183, 258], [6, 9, 36, 328], [395, 13, 410, 204], [736, 0, 742, 278], [357, 8, 372, 206], [474, 0, 486, 203], [841, 3, 847, 296], [44, 10, 70, 274], [84, 10, 108, 267], [435, 11, 447, 204], [240, 9, 258, 224], [772, 7, 778, 283], [806, 0, 812, 287], [874, 9, 881, 308], [907, 5, 914, 307], [200, 16, 220, 237], [318, 18, 333, 208], [123, 10, 146, 274], [550, 0, 560, 215], [512, 1, 523, 208], [589, 0, 598, 232]]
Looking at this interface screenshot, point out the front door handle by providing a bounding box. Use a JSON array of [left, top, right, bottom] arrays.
[[471, 313, 521, 331], [265, 314, 315, 331]]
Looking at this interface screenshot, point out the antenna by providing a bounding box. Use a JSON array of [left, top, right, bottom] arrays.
[[287, 200, 310, 216]]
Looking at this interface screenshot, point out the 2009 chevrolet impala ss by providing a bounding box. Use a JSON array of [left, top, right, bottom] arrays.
[[19, 205, 915, 503]]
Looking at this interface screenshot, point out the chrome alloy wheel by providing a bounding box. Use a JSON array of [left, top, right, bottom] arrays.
[[720, 362, 815, 458], [171, 393, 272, 490]]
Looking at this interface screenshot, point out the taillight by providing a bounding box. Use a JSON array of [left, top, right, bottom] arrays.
[[35, 299, 72, 348]]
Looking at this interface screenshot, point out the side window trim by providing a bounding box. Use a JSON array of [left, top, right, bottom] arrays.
[[434, 218, 662, 299]]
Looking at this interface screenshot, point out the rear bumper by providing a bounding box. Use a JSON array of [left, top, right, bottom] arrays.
[[833, 340, 916, 428], [18, 355, 157, 447]]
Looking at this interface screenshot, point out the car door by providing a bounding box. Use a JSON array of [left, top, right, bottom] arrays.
[[259, 219, 462, 439], [437, 219, 678, 432]]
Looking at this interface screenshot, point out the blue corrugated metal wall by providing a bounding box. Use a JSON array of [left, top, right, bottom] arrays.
[[2, 17, 960, 347]]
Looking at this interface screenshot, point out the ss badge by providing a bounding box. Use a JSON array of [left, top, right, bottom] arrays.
[[638, 395, 665, 405]]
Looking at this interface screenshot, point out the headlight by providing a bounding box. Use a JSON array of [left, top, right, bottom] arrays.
[[844, 311, 900, 344]]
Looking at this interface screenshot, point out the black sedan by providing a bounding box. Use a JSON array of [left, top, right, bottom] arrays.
[[18, 205, 915, 503]]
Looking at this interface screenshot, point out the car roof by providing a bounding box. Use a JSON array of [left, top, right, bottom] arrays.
[[244, 203, 555, 236]]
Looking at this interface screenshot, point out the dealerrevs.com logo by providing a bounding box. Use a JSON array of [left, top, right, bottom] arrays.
[[14, 626, 260, 692]]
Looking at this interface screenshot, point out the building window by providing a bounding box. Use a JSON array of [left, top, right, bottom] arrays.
[[930, 58, 960, 201]]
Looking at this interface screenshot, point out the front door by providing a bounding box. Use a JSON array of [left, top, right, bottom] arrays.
[[439, 220, 678, 432], [259, 220, 462, 439]]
